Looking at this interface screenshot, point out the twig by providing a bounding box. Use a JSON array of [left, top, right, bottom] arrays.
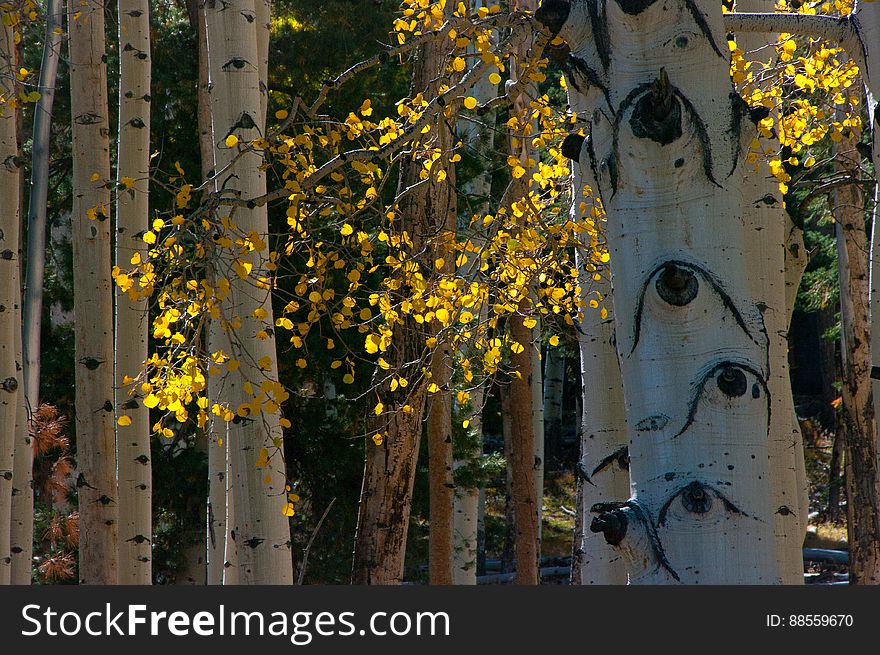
[[297, 497, 337, 585]]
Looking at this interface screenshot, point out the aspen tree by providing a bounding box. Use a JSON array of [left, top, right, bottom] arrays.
[[205, 0, 293, 584], [0, 11, 21, 586], [17, 0, 64, 586], [352, 33, 456, 585], [545, 0, 793, 583], [69, 0, 119, 585], [115, 0, 152, 584]]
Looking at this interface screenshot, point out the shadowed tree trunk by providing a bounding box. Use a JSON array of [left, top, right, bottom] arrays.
[[352, 34, 455, 584]]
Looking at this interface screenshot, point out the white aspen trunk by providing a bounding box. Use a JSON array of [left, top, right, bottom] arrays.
[[549, 0, 791, 583], [726, 0, 880, 584], [558, 53, 630, 584], [116, 0, 152, 585], [542, 343, 564, 470], [205, 0, 293, 585], [452, 16, 497, 582], [734, 0, 806, 587], [0, 16, 22, 585], [69, 0, 119, 585]]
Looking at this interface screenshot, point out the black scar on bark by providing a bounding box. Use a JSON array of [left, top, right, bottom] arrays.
[[672, 360, 771, 440], [591, 445, 630, 478], [587, 0, 611, 71], [566, 55, 612, 113], [591, 500, 680, 581], [613, 79, 719, 195], [656, 262, 698, 306], [683, 0, 724, 58], [590, 508, 628, 545], [629, 69, 682, 145], [657, 481, 748, 526], [613, 0, 659, 16], [561, 132, 586, 161], [631, 260, 758, 356], [534, 0, 571, 36]]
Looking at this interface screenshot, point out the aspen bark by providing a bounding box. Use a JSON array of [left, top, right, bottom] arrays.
[[836, 132, 880, 584], [0, 15, 22, 585], [559, 52, 630, 584], [542, 344, 564, 470], [17, 0, 64, 586], [504, 0, 540, 587], [205, 0, 293, 585], [69, 0, 119, 585], [116, 0, 152, 585], [452, 10, 498, 581], [549, 0, 792, 583], [726, 0, 880, 584], [352, 34, 455, 584]]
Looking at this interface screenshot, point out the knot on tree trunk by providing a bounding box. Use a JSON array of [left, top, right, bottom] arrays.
[[655, 262, 698, 306], [589, 504, 628, 545], [534, 0, 571, 36], [630, 69, 682, 145]]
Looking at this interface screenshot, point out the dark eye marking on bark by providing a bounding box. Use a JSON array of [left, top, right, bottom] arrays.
[[0, 377, 18, 392], [636, 414, 669, 432], [655, 261, 698, 306], [222, 57, 249, 71], [629, 69, 682, 145], [590, 445, 630, 479], [534, 0, 571, 36], [630, 260, 758, 355], [591, 499, 680, 581], [657, 480, 748, 526], [612, 79, 718, 196], [717, 365, 747, 397], [567, 55, 612, 113], [613, 0, 660, 16], [682, 0, 724, 58], [587, 0, 611, 71], [672, 360, 771, 440]]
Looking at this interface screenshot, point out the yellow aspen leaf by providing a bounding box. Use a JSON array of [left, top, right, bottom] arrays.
[[225, 134, 239, 147], [489, 72, 502, 85], [255, 447, 270, 468], [452, 57, 466, 72], [296, 358, 307, 368], [282, 503, 296, 517], [374, 402, 384, 415], [372, 433, 384, 446], [143, 394, 160, 409], [258, 356, 272, 369], [463, 96, 477, 110], [340, 223, 354, 236], [549, 335, 560, 346], [510, 341, 524, 354], [523, 317, 537, 329], [117, 415, 132, 427], [343, 373, 355, 384], [275, 109, 289, 120]]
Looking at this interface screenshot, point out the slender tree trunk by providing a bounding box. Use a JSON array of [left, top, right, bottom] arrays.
[[205, 0, 293, 585], [428, 333, 455, 585], [452, 25, 497, 581], [17, 0, 64, 587], [531, 330, 544, 552], [69, 0, 119, 585], [0, 16, 23, 585], [500, 382, 516, 574], [560, 54, 630, 585], [351, 30, 455, 585], [835, 128, 880, 583], [505, 0, 541, 587], [543, 346, 564, 471], [116, 0, 153, 585]]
